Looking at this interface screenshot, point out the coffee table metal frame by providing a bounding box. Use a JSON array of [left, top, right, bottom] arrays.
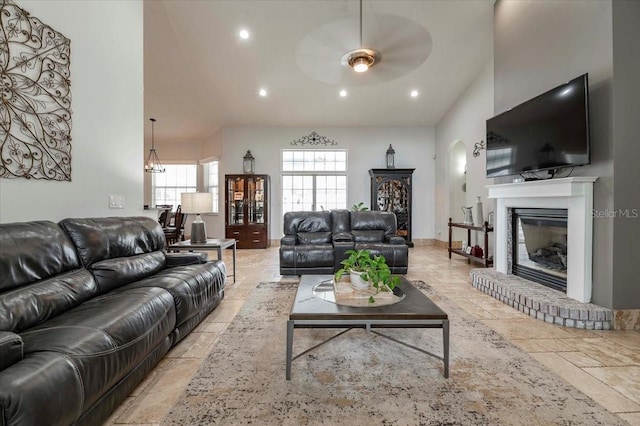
[[286, 275, 449, 380], [167, 238, 236, 283]]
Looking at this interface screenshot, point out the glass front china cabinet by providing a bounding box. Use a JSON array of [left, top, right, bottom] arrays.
[[369, 168, 414, 247], [225, 174, 270, 249]]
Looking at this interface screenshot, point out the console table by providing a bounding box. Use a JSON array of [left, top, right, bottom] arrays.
[[448, 218, 493, 267], [168, 238, 236, 283]]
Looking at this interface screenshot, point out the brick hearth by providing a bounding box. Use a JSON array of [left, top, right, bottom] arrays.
[[471, 268, 613, 330]]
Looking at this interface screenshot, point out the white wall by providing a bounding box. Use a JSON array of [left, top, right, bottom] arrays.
[[211, 127, 435, 241], [434, 61, 494, 243], [494, 0, 615, 307], [0, 1, 144, 223]]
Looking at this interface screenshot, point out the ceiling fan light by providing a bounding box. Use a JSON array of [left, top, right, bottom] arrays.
[[352, 57, 370, 72]]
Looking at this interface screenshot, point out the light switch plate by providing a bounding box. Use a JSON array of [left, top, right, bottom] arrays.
[[109, 195, 123, 209]]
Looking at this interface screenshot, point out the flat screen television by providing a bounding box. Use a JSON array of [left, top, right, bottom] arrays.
[[486, 74, 590, 178]]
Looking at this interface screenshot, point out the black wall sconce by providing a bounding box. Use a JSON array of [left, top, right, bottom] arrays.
[[473, 140, 486, 157], [243, 150, 255, 174], [386, 144, 395, 169]]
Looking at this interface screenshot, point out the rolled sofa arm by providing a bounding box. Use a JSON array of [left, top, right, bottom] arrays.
[[165, 252, 208, 267], [386, 236, 407, 245], [281, 235, 297, 246], [0, 331, 23, 371]]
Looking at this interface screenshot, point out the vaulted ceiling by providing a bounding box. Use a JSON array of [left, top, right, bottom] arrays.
[[144, 0, 494, 145]]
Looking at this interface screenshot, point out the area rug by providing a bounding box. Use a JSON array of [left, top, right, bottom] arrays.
[[162, 281, 625, 425]]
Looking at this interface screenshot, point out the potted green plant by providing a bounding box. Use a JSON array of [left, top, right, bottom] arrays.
[[350, 202, 369, 211], [335, 249, 401, 302], [335, 249, 372, 289]]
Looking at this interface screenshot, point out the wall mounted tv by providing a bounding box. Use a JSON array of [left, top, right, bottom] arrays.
[[486, 73, 590, 178]]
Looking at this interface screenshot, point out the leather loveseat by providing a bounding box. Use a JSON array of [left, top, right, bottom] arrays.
[[279, 210, 408, 275], [0, 217, 226, 426]]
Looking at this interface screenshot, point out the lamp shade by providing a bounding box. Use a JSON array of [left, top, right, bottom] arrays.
[[181, 192, 213, 214]]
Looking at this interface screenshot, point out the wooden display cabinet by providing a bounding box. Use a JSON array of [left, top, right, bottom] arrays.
[[225, 174, 270, 249], [369, 168, 414, 247]]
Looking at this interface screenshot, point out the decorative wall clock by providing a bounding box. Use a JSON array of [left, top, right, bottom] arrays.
[[0, 0, 72, 180]]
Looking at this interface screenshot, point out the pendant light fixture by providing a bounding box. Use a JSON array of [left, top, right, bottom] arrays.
[[341, 0, 381, 73], [144, 118, 165, 173]]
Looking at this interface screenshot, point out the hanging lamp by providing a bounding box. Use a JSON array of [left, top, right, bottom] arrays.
[[144, 118, 165, 173], [341, 0, 381, 73]]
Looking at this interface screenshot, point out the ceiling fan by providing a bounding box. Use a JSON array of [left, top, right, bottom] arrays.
[[340, 0, 381, 73], [295, 0, 432, 85]]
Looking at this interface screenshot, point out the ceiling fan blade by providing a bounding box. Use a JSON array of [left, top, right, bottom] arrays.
[[295, 13, 431, 86]]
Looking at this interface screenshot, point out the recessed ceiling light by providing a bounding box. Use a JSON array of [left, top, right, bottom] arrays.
[[239, 29, 250, 40], [410, 90, 419, 98], [339, 90, 348, 97], [259, 88, 267, 97]]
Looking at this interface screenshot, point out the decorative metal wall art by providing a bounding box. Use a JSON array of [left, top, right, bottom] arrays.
[[473, 140, 485, 158], [0, 0, 72, 180], [291, 131, 337, 146]]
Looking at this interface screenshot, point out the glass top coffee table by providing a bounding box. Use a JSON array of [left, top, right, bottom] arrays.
[[286, 275, 449, 380]]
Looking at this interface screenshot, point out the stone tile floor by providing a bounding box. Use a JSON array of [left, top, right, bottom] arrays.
[[104, 246, 640, 426]]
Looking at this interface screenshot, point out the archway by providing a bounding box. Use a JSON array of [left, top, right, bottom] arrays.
[[448, 140, 467, 247]]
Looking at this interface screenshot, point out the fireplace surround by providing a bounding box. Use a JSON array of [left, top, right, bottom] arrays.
[[488, 177, 597, 303]]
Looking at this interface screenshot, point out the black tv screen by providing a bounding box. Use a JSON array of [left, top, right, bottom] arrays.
[[486, 74, 590, 178]]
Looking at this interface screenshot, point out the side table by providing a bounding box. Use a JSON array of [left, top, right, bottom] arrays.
[[168, 238, 236, 283]]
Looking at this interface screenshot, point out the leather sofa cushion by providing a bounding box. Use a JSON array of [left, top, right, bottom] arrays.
[[121, 260, 226, 327], [0, 269, 98, 332], [280, 244, 334, 268], [283, 211, 331, 235], [354, 243, 408, 267], [20, 287, 176, 412], [297, 232, 332, 245], [330, 209, 351, 233], [59, 217, 166, 268], [352, 230, 385, 242], [90, 251, 166, 293], [0, 221, 80, 292], [350, 211, 397, 237], [0, 331, 23, 371], [0, 352, 84, 425]]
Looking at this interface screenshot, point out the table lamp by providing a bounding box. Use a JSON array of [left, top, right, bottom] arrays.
[[181, 192, 213, 243]]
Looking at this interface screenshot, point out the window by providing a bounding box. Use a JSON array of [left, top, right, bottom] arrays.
[[205, 160, 219, 214], [152, 164, 197, 208], [282, 150, 347, 213]]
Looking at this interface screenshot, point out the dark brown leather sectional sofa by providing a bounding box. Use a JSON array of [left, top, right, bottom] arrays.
[[0, 217, 226, 425], [279, 210, 409, 275]]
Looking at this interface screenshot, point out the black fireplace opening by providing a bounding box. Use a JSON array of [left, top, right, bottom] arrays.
[[511, 208, 568, 292]]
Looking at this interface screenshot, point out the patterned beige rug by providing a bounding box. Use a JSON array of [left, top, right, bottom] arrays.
[[162, 281, 625, 425]]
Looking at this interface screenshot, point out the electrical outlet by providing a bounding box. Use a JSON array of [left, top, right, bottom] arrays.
[[109, 195, 123, 209]]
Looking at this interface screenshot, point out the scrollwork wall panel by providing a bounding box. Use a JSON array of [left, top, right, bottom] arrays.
[[1, 0, 72, 181]]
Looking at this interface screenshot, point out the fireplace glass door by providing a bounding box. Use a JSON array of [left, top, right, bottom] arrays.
[[512, 208, 568, 291]]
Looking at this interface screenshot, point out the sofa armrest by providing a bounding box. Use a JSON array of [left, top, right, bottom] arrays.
[[281, 235, 297, 246], [332, 232, 353, 243], [165, 252, 208, 267], [386, 236, 407, 245], [0, 331, 23, 371]]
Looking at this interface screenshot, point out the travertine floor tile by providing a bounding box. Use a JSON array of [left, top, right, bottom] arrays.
[[113, 358, 201, 424], [618, 412, 640, 426], [584, 366, 640, 405], [482, 318, 575, 340], [557, 351, 603, 367], [531, 352, 640, 413], [204, 299, 244, 323], [511, 338, 576, 353], [165, 332, 219, 358]]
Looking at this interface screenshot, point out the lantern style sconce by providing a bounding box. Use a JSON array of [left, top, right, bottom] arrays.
[[386, 144, 395, 169], [243, 150, 255, 174]]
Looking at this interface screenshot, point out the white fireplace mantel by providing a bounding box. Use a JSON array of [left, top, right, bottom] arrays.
[[487, 177, 598, 303]]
